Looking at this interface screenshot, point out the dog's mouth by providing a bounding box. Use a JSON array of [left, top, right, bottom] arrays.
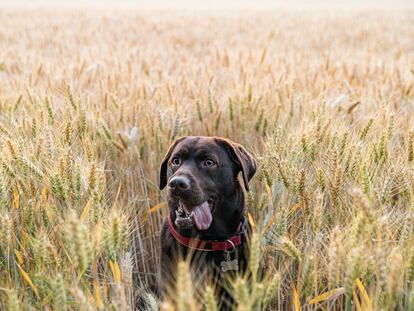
[[175, 198, 215, 230]]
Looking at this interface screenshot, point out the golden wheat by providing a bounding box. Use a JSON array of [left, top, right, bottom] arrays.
[[0, 6, 413, 310]]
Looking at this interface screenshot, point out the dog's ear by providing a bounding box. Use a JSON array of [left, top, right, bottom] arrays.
[[215, 138, 257, 191], [159, 137, 187, 190]]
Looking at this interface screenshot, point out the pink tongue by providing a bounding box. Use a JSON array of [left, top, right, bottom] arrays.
[[183, 201, 212, 230]]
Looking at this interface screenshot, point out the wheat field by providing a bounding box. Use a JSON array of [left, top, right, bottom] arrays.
[[0, 6, 414, 310]]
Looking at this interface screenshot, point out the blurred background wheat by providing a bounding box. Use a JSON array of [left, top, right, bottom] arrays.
[[0, 1, 413, 310]]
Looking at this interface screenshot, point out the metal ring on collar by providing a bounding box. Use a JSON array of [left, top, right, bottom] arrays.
[[226, 239, 236, 253]]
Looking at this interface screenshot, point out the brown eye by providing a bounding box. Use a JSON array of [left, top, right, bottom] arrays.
[[171, 157, 180, 166], [204, 159, 216, 167]]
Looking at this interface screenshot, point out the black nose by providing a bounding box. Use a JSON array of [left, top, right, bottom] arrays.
[[169, 176, 190, 191]]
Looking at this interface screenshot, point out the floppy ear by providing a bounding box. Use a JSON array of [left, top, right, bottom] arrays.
[[159, 137, 187, 190], [215, 138, 257, 191]]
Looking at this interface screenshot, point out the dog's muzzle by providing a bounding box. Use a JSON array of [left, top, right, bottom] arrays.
[[174, 202, 194, 229]]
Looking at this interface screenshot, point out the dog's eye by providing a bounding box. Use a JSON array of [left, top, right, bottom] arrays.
[[204, 159, 216, 167], [171, 157, 181, 166]]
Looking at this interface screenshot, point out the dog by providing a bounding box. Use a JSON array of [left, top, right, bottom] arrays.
[[158, 136, 256, 308]]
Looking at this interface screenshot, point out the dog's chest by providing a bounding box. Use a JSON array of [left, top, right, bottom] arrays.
[[169, 234, 247, 273]]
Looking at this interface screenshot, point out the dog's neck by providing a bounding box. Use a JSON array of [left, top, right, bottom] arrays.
[[169, 183, 245, 240]]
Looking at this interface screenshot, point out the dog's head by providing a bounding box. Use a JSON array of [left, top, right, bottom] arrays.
[[159, 136, 256, 232]]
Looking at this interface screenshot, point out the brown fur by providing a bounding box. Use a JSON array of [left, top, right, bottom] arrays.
[[158, 136, 256, 308]]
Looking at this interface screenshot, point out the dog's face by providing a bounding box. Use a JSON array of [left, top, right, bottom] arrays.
[[159, 136, 256, 232]]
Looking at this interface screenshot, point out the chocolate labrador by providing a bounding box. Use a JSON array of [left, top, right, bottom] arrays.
[[158, 136, 256, 307]]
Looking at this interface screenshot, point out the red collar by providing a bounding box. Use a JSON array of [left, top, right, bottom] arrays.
[[168, 213, 244, 252]]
